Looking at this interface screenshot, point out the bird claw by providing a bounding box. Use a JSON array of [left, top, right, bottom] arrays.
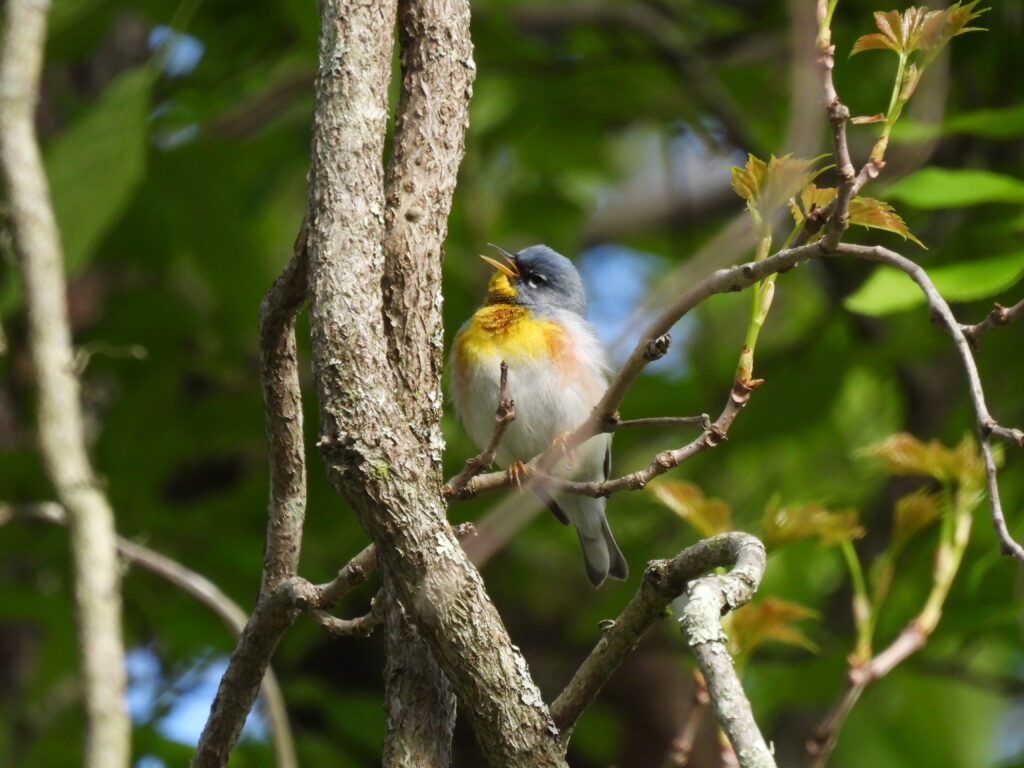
[[506, 461, 528, 487]]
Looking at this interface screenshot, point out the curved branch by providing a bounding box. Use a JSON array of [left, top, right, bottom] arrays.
[[551, 533, 766, 736], [678, 537, 773, 768], [834, 243, 1024, 563], [0, 4, 130, 767]]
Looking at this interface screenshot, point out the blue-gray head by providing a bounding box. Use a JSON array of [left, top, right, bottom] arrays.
[[481, 243, 587, 316]]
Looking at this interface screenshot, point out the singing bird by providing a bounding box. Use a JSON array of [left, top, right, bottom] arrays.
[[450, 244, 628, 586]]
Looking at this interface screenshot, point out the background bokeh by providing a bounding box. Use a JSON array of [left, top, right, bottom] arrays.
[[1, 1, 1022, 766]]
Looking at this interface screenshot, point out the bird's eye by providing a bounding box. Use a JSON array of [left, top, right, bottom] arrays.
[[525, 273, 547, 289]]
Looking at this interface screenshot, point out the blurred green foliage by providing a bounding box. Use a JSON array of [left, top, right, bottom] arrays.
[[1, 1, 1022, 767]]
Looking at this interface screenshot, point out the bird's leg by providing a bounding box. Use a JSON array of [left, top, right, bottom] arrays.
[[506, 461, 528, 487]]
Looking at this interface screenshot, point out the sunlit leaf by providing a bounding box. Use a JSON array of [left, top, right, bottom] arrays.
[[844, 251, 1024, 316], [917, 0, 988, 60], [850, 3, 987, 58], [848, 197, 925, 247], [891, 488, 943, 549], [45, 68, 151, 272], [885, 168, 1024, 208], [732, 154, 827, 224], [650, 481, 732, 538], [730, 598, 819, 658], [762, 500, 864, 549], [851, 32, 898, 55], [790, 185, 923, 247], [861, 433, 985, 487]]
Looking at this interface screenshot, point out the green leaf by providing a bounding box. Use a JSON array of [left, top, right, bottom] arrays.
[[44, 68, 151, 272], [850, 3, 987, 59], [885, 168, 1024, 208], [844, 251, 1024, 315], [790, 185, 924, 247], [894, 105, 1024, 142]]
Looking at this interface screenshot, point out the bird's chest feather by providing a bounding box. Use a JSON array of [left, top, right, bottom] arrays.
[[451, 305, 603, 467]]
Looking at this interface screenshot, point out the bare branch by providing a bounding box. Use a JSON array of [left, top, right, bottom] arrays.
[[961, 298, 1024, 348], [834, 243, 1024, 563], [0, 3, 130, 766], [612, 414, 712, 431], [257, 225, 309, 594], [551, 533, 766, 737], [311, 594, 383, 638], [678, 538, 774, 767], [444, 360, 515, 495]]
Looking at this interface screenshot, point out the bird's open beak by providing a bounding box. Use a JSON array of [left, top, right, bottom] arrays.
[[480, 243, 519, 277]]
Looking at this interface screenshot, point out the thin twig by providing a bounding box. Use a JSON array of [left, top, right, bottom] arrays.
[[312, 592, 383, 638], [0, 3, 130, 766], [444, 361, 515, 495], [834, 243, 1024, 563], [453, 378, 757, 501], [961, 298, 1024, 348], [611, 414, 712, 431]]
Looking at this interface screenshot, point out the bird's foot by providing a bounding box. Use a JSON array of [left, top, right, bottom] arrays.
[[506, 461, 528, 487]]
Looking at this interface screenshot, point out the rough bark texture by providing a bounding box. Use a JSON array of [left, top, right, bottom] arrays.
[[381, 571, 456, 767], [307, 1, 566, 765], [0, 3, 130, 767]]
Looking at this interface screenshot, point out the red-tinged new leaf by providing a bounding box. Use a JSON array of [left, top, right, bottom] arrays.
[[851, 113, 887, 124], [788, 183, 837, 228], [848, 196, 926, 248], [919, 0, 988, 59], [862, 433, 985, 487], [730, 598, 820, 658], [732, 154, 827, 221], [650, 481, 733, 538], [851, 32, 898, 55], [851, 3, 987, 59], [891, 488, 943, 550]]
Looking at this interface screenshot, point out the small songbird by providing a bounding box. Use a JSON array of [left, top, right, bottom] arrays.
[[450, 244, 628, 586]]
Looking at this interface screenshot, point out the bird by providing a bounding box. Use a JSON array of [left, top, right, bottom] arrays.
[[450, 243, 629, 586]]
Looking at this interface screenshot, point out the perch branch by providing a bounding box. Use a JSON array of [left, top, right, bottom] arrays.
[[444, 360, 515, 495], [0, 3, 130, 766], [311, 592, 383, 638], [834, 243, 1024, 564]]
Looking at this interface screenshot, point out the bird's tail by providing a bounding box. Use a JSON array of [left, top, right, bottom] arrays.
[[563, 496, 628, 587]]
